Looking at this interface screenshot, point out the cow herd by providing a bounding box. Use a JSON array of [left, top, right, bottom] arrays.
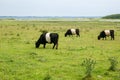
[[35, 29, 115, 49]]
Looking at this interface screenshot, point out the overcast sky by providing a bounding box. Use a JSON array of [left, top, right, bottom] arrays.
[[0, 0, 120, 16]]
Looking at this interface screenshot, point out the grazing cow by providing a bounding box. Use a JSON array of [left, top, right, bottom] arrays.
[[98, 30, 114, 40], [35, 32, 59, 49], [65, 29, 80, 37]]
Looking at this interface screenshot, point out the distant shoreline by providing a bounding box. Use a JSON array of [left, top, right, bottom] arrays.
[[1, 16, 120, 22], [0, 16, 101, 19]]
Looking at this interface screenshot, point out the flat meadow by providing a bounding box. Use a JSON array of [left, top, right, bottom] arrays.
[[0, 19, 120, 80]]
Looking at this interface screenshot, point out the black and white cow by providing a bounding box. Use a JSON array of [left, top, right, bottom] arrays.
[[35, 32, 59, 49], [98, 30, 114, 40], [65, 29, 80, 37]]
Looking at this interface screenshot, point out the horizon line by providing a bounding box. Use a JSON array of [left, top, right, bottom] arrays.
[[0, 16, 102, 18]]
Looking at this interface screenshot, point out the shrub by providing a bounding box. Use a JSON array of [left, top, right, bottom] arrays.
[[108, 57, 118, 71], [82, 58, 96, 80]]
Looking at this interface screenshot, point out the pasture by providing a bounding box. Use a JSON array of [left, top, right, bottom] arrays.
[[0, 20, 120, 80]]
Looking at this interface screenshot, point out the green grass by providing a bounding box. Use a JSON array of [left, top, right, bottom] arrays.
[[0, 20, 120, 80]]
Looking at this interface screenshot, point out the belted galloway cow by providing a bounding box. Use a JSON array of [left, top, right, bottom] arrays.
[[35, 32, 59, 49], [98, 30, 114, 40], [65, 29, 80, 37]]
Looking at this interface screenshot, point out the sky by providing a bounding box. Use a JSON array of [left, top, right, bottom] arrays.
[[0, 0, 120, 16]]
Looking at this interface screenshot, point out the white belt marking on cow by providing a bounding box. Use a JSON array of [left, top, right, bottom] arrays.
[[104, 30, 110, 36], [45, 33, 51, 43], [71, 29, 76, 35]]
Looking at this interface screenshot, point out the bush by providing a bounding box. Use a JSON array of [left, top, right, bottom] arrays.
[[82, 58, 96, 80], [108, 57, 118, 71]]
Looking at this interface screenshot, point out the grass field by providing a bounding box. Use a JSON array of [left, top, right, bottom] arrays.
[[0, 19, 120, 80]]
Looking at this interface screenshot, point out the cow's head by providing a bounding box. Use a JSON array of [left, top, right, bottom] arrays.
[[35, 41, 40, 48], [98, 35, 101, 40], [65, 33, 67, 37]]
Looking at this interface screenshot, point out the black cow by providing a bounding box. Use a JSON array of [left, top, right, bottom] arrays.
[[65, 29, 80, 37], [98, 30, 114, 40], [35, 32, 59, 49]]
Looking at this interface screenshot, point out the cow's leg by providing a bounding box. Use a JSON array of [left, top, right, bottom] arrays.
[[113, 36, 114, 40], [53, 43, 58, 49], [53, 43, 55, 49], [77, 33, 80, 37], [102, 38, 104, 40], [111, 35, 114, 40], [56, 43, 58, 49], [43, 43, 46, 48], [105, 36, 107, 40], [76, 35, 80, 37], [111, 36, 114, 40]]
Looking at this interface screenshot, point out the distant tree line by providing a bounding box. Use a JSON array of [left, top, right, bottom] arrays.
[[102, 14, 120, 19]]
